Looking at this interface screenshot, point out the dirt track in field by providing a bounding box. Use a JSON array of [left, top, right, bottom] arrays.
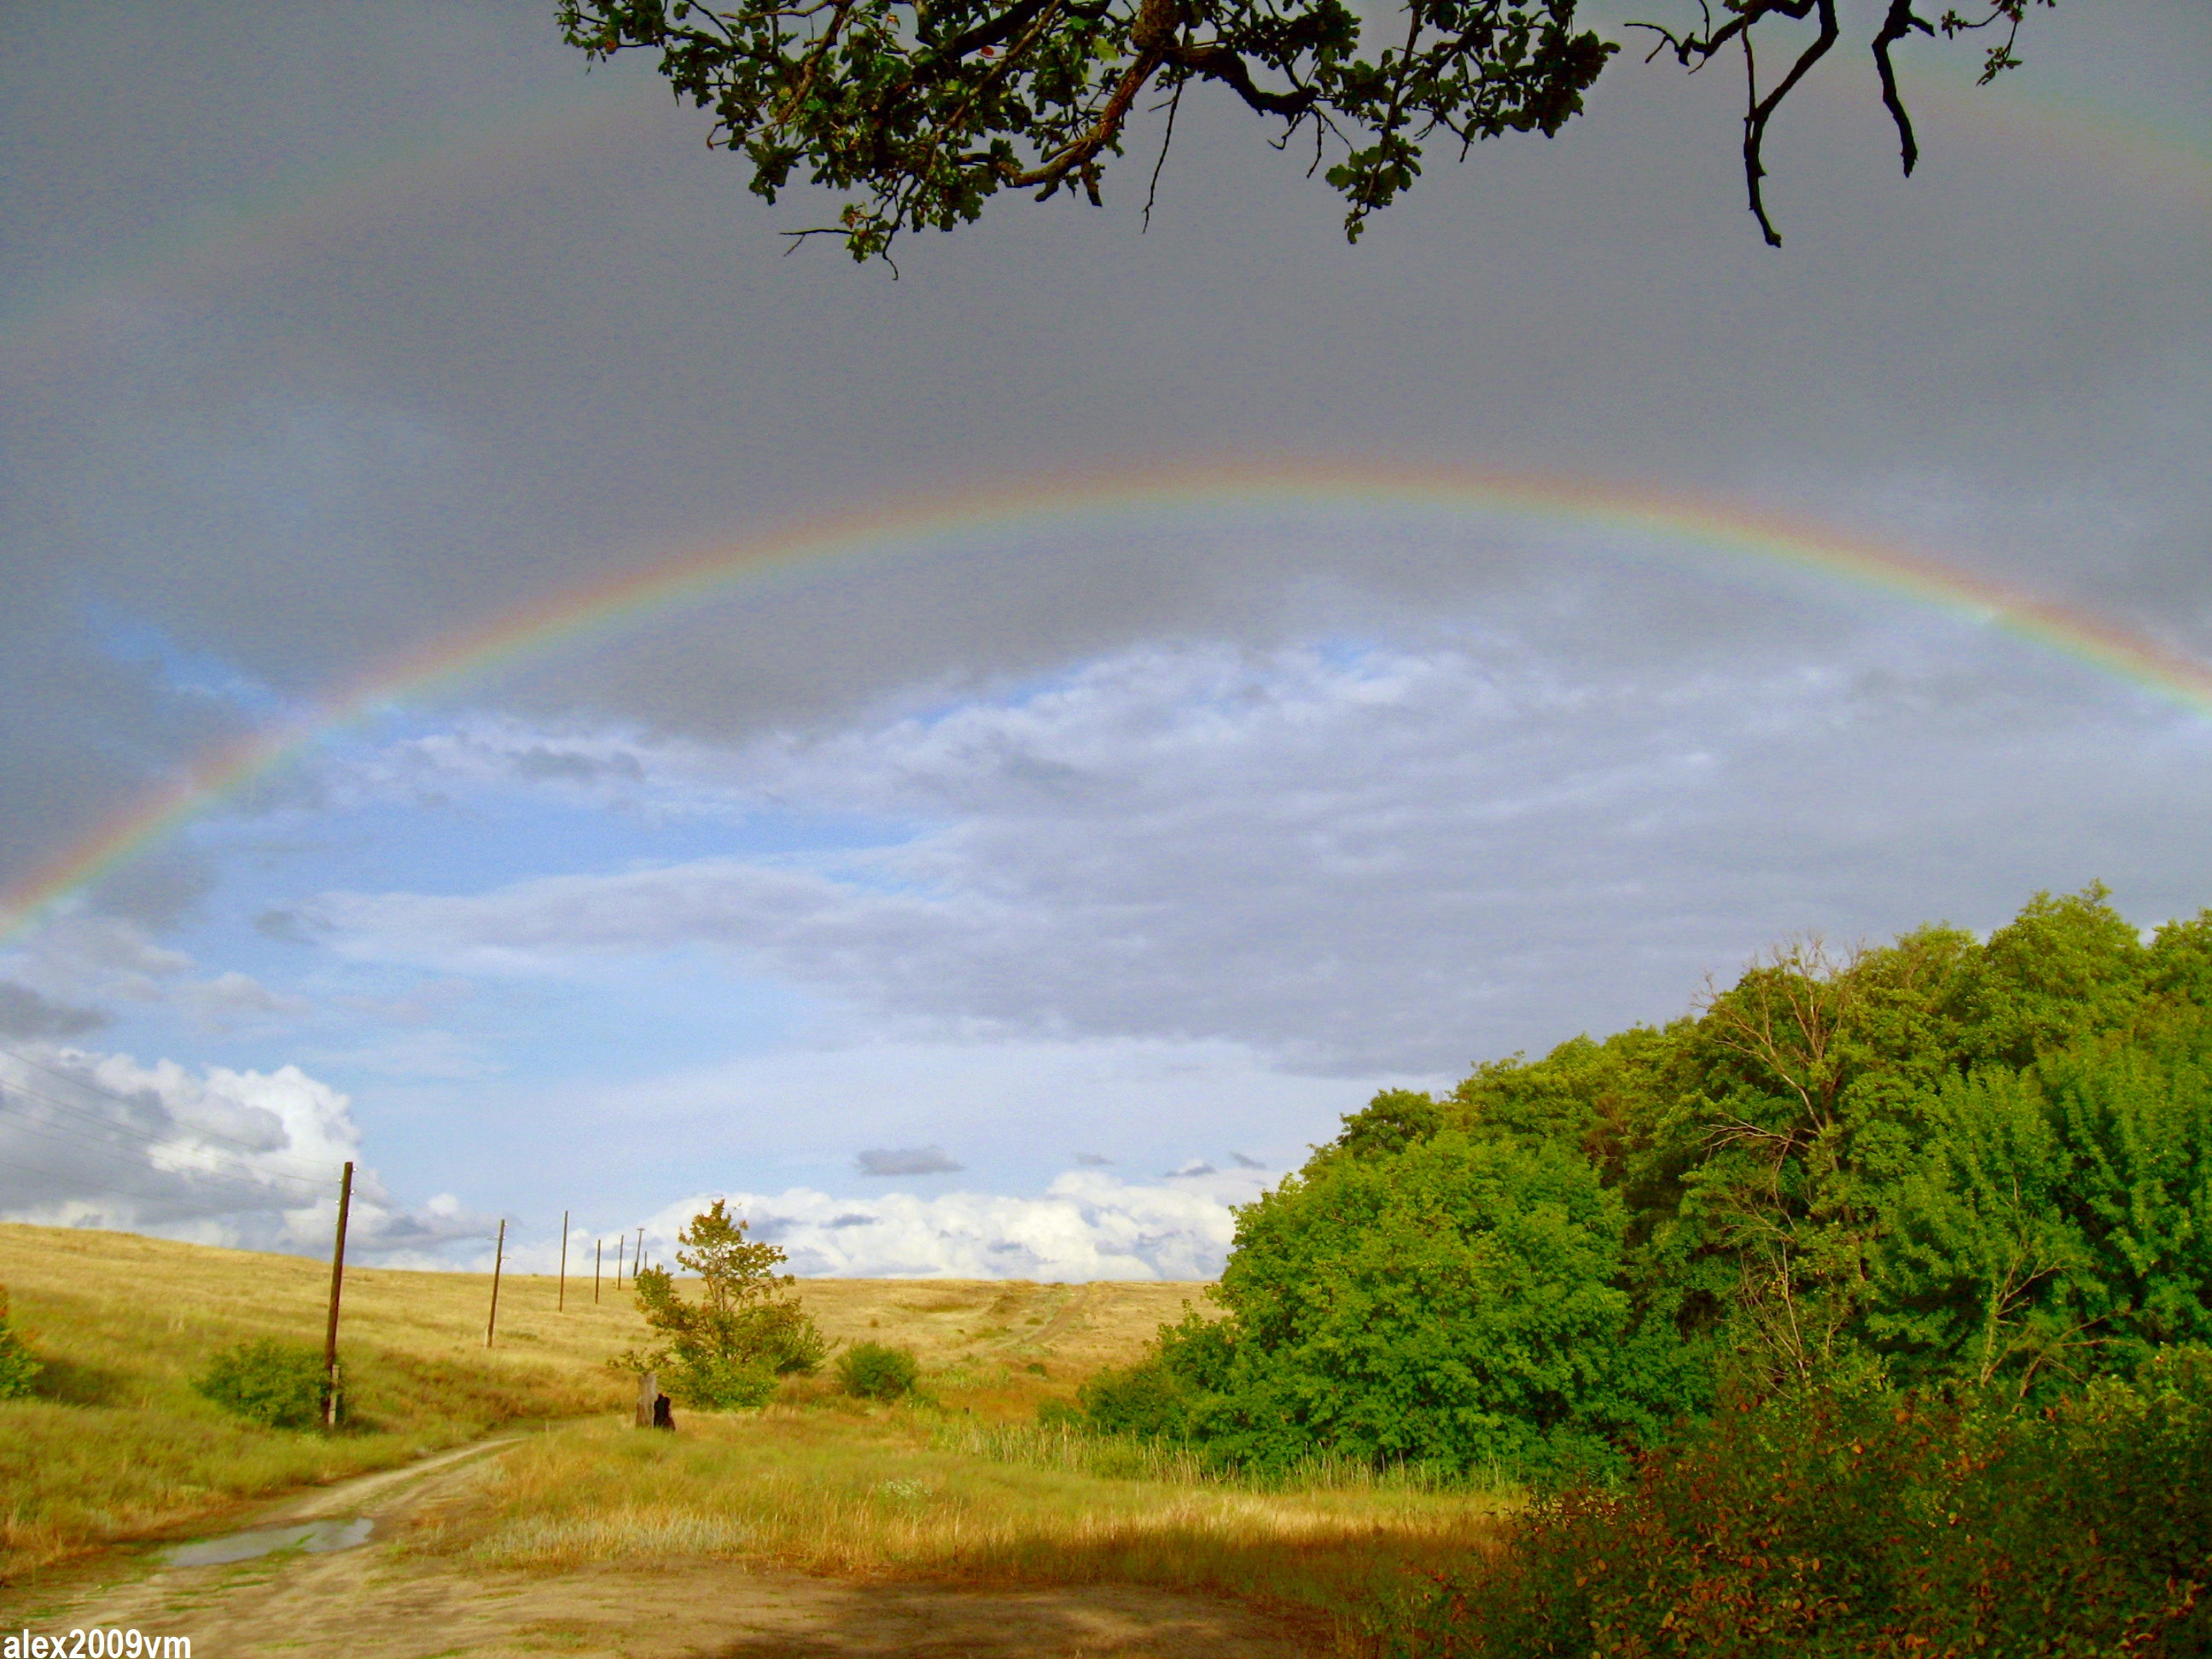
[[20, 1440, 1332, 1658]]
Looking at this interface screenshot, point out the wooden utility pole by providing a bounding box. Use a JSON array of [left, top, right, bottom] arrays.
[[636, 1225, 646, 1276], [558, 1209, 569, 1312], [322, 1161, 354, 1429], [486, 1219, 506, 1348], [594, 1238, 602, 1304], [614, 1233, 625, 1287]]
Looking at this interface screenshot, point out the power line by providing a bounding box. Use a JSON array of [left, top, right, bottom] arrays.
[[0, 1047, 344, 1182], [0, 1119, 337, 1202], [0, 1152, 341, 1223], [0, 1044, 345, 1177], [0, 1080, 335, 1196], [0, 1149, 502, 1245]]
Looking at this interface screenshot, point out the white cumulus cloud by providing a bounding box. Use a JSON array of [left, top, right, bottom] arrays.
[[0, 1045, 486, 1257], [631, 1167, 1281, 1281]]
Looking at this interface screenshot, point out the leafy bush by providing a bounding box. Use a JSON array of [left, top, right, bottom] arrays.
[[194, 1337, 329, 1429], [669, 1353, 777, 1410], [1382, 1348, 2212, 1657], [1078, 1353, 1199, 1440], [1033, 1396, 1084, 1429], [835, 1341, 920, 1400], [0, 1287, 41, 1400], [739, 1297, 830, 1376]]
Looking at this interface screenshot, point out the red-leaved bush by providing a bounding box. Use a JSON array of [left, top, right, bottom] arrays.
[[1380, 1346, 2212, 1657]]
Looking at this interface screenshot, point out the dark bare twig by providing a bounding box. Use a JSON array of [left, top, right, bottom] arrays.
[[1871, 0, 1935, 174], [1743, 0, 1841, 246], [1143, 73, 1185, 230]]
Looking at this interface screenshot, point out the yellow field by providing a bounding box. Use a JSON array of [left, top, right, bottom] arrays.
[[0, 1223, 1505, 1644], [0, 1224, 1212, 1575]]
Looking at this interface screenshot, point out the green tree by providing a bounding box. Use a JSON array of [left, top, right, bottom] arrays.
[[1868, 1042, 2212, 1397], [1869, 1066, 2095, 1390], [1665, 937, 1902, 1392], [2038, 1039, 2212, 1370], [1950, 883, 2148, 1070], [1122, 882, 2206, 1474], [1320, 1085, 1441, 1162], [559, 0, 2053, 261], [622, 1200, 828, 1407], [1651, 894, 2158, 1394], [1132, 1132, 1705, 1477]]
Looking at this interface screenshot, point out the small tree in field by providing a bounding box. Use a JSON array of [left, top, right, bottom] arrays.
[[620, 1201, 828, 1408]]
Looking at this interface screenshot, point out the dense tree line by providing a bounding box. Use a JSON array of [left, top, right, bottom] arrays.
[[1082, 886, 2212, 1480]]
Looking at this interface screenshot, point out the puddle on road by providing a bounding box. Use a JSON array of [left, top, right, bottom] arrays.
[[162, 1516, 374, 1567]]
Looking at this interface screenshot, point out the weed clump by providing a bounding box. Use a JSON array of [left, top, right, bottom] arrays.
[[836, 1341, 920, 1400], [194, 1337, 329, 1429]]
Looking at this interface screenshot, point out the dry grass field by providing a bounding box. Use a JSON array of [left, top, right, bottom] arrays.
[[1, 1225, 1506, 1650], [0, 1224, 1212, 1575], [411, 1406, 1507, 1617]]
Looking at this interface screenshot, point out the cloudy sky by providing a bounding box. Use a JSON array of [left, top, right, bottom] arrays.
[[0, 0, 2205, 1277]]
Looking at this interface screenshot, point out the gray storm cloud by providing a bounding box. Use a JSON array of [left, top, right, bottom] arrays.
[[0, 3, 2204, 917], [0, 0, 2202, 1252], [306, 616, 2212, 1077]]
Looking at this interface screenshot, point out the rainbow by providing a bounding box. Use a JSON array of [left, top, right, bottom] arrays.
[[4, 457, 2209, 943]]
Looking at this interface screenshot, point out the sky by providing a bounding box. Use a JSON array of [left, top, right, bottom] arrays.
[[0, 0, 2205, 1279]]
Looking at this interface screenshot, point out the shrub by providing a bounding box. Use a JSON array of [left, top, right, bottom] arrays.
[[0, 1287, 41, 1400], [741, 1297, 830, 1376], [668, 1353, 778, 1410], [1077, 1354, 1196, 1438], [1381, 1348, 2212, 1657], [1034, 1396, 1083, 1429], [835, 1342, 920, 1400], [195, 1337, 329, 1429]]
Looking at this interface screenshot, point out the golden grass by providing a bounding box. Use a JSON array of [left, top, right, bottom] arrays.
[[3, 1223, 1485, 1634], [0, 1225, 1214, 1579], [0, 1222, 642, 1576], [783, 1277, 1214, 1416], [411, 1407, 1511, 1634]]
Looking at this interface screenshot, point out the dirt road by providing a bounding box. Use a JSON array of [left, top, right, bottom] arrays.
[[19, 1442, 1332, 1657]]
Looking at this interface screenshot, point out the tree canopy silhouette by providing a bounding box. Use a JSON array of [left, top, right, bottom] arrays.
[[560, 0, 2053, 260]]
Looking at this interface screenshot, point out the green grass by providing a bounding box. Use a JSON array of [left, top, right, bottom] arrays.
[[941, 1417, 1508, 1494]]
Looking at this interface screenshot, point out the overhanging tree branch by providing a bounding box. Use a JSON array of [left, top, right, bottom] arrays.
[[560, 0, 2054, 261]]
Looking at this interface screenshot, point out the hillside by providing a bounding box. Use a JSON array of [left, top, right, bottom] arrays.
[[0, 1222, 1207, 1576]]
